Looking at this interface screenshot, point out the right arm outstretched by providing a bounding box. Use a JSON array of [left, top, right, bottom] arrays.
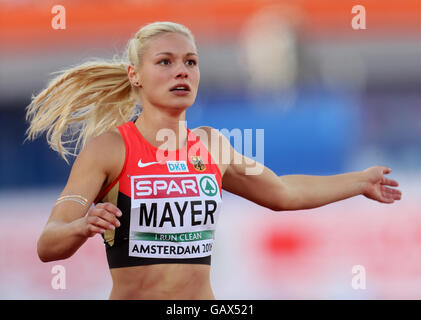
[[37, 132, 124, 262]]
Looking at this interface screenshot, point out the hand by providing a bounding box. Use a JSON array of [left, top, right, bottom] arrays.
[[362, 166, 402, 204], [81, 202, 122, 237]]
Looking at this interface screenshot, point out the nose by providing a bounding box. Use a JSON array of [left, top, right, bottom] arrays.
[[176, 71, 188, 79], [175, 63, 188, 79], [176, 72, 188, 79]]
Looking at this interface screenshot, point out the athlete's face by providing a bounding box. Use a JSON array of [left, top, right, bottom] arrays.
[[135, 32, 200, 111]]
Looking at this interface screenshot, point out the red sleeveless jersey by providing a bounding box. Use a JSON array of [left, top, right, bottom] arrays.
[[94, 121, 222, 269]]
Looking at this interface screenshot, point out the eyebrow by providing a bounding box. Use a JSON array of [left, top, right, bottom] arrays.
[[155, 52, 198, 57]]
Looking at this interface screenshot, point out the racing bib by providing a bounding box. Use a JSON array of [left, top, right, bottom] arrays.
[[129, 174, 222, 259]]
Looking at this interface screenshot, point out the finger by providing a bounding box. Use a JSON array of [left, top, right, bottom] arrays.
[[92, 208, 121, 227], [383, 186, 402, 196], [381, 177, 399, 187], [382, 198, 395, 204], [390, 189, 402, 200], [87, 224, 106, 236], [382, 186, 402, 200], [96, 202, 122, 217], [87, 215, 116, 231], [99, 210, 121, 228], [381, 167, 392, 175]]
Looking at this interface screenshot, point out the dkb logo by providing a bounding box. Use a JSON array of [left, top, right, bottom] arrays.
[[167, 161, 189, 173]]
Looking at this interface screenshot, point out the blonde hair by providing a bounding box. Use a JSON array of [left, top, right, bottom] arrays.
[[25, 21, 196, 162]]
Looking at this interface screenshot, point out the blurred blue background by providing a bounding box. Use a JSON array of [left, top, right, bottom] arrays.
[[0, 88, 363, 188]]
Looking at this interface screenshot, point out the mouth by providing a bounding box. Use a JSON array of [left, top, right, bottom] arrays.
[[169, 83, 191, 92]]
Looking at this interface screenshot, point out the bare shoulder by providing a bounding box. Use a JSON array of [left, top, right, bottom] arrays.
[[79, 130, 124, 169], [65, 130, 124, 197], [85, 129, 123, 150], [191, 126, 217, 140], [82, 129, 125, 183], [191, 126, 232, 177], [191, 126, 227, 144]]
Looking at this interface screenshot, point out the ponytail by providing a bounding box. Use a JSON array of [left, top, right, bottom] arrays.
[[26, 21, 196, 163], [25, 59, 139, 162]]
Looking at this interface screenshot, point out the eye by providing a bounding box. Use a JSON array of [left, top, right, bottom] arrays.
[[158, 59, 170, 65], [186, 59, 197, 66]]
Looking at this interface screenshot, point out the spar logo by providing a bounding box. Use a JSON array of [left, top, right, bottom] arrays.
[[199, 176, 218, 196], [134, 176, 200, 199]]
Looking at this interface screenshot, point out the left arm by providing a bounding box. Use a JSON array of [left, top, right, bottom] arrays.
[[276, 167, 401, 210], [217, 130, 402, 211]]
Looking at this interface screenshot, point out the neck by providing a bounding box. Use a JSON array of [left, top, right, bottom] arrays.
[[134, 106, 188, 151]]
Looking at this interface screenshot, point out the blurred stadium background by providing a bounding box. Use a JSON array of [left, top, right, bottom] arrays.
[[0, 0, 420, 299]]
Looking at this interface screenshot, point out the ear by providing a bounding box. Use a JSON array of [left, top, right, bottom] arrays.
[[127, 65, 141, 86]]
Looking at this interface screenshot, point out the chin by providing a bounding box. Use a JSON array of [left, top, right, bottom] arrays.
[[166, 99, 195, 110], [170, 103, 194, 111]]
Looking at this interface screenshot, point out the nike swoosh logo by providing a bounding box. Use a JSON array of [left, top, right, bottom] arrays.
[[138, 159, 161, 168]]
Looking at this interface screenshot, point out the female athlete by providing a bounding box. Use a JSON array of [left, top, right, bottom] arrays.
[[26, 21, 402, 299]]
